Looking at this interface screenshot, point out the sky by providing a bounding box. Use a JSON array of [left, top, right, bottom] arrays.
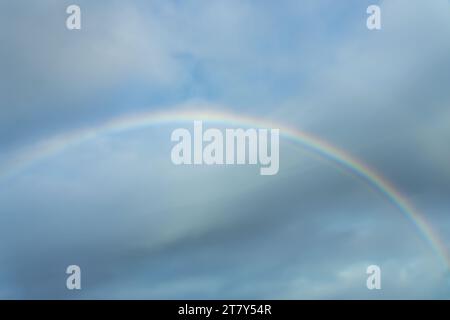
[[1, 0, 450, 299]]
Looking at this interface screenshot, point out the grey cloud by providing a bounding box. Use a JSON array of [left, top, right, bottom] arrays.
[[1, 0, 450, 299], [0, 130, 445, 298]]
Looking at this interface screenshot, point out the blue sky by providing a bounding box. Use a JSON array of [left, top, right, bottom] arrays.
[[1, 0, 450, 299]]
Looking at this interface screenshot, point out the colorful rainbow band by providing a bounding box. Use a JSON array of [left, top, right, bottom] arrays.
[[0, 107, 448, 268]]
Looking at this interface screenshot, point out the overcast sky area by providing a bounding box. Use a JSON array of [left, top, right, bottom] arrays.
[[1, 0, 450, 299]]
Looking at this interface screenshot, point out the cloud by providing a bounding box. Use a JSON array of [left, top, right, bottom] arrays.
[[0, 125, 446, 298], [1, 0, 450, 299]]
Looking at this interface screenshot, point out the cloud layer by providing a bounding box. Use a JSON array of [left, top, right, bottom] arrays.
[[1, 0, 450, 299]]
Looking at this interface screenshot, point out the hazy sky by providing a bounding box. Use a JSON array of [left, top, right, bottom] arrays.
[[1, 0, 450, 299]]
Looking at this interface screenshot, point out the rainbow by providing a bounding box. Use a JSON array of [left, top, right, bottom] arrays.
[[0, 107, 448, 268]]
